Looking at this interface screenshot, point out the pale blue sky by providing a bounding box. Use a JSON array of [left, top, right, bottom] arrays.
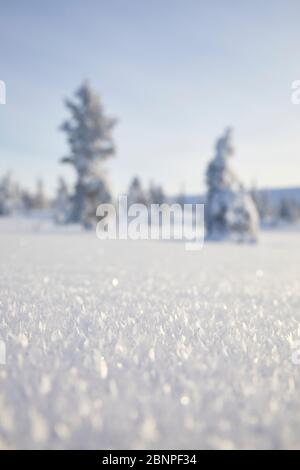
[[0, 0, 300, 196]]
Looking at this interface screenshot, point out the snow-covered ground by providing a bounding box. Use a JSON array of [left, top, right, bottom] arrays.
[[0, 217, 300, 449]]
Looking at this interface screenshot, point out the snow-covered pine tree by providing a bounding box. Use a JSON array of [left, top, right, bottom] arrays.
[[148, 182, 166, 205], [20, 189, 34, 213], [60, 81, 117, 228], [0, 172, 21, 216], [127, 177, 148, 206], [206, 128, 259, 242], [34, 179, 48, 209], [177, 184, 186, 208], [279, 198, 300, 224], [54, 177, 70, 224]]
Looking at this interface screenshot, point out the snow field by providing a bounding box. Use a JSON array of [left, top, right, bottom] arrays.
[[0, 227, 300, 449]]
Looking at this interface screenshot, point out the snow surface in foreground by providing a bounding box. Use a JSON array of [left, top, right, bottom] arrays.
[[0, 219, 300, 449]]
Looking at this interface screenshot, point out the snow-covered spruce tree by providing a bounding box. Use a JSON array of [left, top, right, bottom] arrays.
[[127, 177, 148, 206], [148, 182, 166, 205], [20, 189, 35, 213], [60, 81, 117, 228], [34, 179, 48, 210], [279, 198, 300, 224], [177, 185, 186, 208], [0, 172, 22, 216], [54, 177, 71, 224], [205, 128, 259, 242]]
